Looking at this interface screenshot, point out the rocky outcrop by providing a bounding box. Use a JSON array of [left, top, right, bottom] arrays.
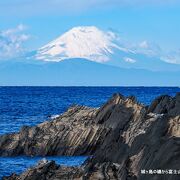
[[3, 160, 119, 180], [85, 93, 180, 180], [2, 93, 180, 180], [3, 160, 60, 180], [0, 105, 110, 156]]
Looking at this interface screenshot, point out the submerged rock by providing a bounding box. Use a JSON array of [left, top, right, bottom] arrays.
[[2, 93, 180, 180]]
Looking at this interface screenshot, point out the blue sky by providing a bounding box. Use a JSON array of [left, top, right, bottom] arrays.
[[0, 0, 180, 61]]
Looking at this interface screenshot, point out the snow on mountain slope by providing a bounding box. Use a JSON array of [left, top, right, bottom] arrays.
[[36, 26, 131, 62], [35, 26, 180, 71]]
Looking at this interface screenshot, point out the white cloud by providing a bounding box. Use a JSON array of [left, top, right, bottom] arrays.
[[116, 37, 180, 64], [161, 50, 180, 64], [133, 40, 162, 57], [1, 24, 27, 36], [123, 57, 136, 63], [133, 40, 180, 64], [0, 24, 30, 59], [139, 41, 149, 49]]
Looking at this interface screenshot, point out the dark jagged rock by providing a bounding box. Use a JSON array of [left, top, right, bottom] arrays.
[[0, 105, 110, 156], [148, 92, 180, 116], [2, 93, 180, 180], [3, 160, 60, 180]]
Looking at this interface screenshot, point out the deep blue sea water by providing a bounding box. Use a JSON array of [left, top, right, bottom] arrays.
[[0, 86, 179, 178]]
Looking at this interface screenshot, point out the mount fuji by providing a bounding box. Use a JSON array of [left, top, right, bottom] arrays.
[[35, 26, 128, 63], [0, 26, 180, 86], [34, 26, 180, 72]]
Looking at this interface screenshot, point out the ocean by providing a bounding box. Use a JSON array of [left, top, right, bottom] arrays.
[[0, 86, 179, 178]]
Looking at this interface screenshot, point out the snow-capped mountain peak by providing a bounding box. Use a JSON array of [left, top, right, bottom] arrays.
[[36, 26, 129, 62]]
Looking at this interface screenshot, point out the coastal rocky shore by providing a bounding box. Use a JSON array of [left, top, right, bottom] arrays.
[[1, 93, 180, 180]]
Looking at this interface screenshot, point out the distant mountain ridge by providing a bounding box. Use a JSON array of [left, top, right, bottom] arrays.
[[0, 58, 179, 86]]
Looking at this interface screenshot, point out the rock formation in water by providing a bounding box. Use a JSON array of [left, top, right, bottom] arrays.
[[0, 105, 110, 156], [2, 93, 180, 180]]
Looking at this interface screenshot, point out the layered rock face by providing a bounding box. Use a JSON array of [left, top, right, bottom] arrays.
[[84, 93, 180, 180], [0, 105, 111, 156], [2, 93, 180, 180]]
